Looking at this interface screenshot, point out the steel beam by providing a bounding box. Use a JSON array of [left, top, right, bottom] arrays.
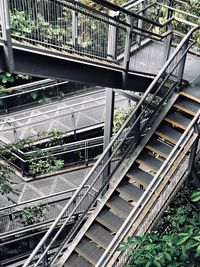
[[0, 44, 153, 91]]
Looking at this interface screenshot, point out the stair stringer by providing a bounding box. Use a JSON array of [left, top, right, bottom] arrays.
[[57, 92, 179, 267], [106, 133, 198, 267]]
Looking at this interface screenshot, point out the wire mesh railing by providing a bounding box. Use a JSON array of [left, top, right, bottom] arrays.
[[8, 0, 127, 63], [22, 20, 199, 267], [0, 0, 198, 77], [0, 79, 96, 114], [0, 188, 84, 237]]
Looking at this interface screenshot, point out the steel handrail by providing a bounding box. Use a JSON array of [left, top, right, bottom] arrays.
[[22, 17, 200, 267], [0, 188, 78, 212], [0, 81, 68, 99], [96, 102, 200, 267]]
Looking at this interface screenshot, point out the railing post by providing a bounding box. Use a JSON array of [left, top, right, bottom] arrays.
[[187, 123, 199, 174], [163, 32, 173, 65], [107, 11, 119, 60], [137, 1, 145, 46], [103, 88, 115, 183], [177, 40, 189, 84], [123, 15, 133, 90], [42, 243, 49, 267], [0, 0, 14, 73], [72, 0, 78, 51]]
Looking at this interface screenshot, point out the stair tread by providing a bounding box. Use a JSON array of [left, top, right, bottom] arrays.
[[117, 181, 144, 201], [146, 138, 173, 158], [181, 86, 200, 103], [136, 152, 163, 172], [164, 112, 192, 129], [155, 124, 182, 144], [127, 167, 153, 187], [86, 223, 113, 249], [107, 194, 133, 218], [75, 237, 104, 265], [174, 98, 200, 115], [96, 209, 124, 233], [65, 252, 92, 267]]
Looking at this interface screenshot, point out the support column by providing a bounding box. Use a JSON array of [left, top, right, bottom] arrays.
[[103, 88, 115, 183], [0, 0, 14, 72]]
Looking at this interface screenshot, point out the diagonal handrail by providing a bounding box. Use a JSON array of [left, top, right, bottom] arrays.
[[96, 96, 200, 267], [22, 19, 200, 267]]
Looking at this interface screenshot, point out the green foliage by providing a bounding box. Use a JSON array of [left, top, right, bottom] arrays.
[[14, 203, 48, 226], [119, 188, 200, 266], [10, 9, 71, 44], [0, 163, 19, 201], [29, 155, 64, 176], [0, 130, 65, 177], [113, 107, 134, 133], [0, 72, 31, 86]]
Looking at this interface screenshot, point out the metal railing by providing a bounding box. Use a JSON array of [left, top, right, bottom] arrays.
[[100, 98, 200, 267], [0, 90, 107, 142], [0, 79, 96, 114], [0, 188, 84, 237], [0, 135, 104, 176], [21, 19, 200, 267], [0, 0, 198, 80]]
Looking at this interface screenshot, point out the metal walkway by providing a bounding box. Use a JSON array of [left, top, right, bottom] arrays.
[[0, 0, 198, 90], [0, 88, 133, 208], [0, 88, 129, 143]]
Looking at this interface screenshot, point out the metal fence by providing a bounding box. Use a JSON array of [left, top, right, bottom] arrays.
[[0, 187, 89, 237]]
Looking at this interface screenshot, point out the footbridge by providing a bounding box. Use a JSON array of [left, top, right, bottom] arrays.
[[0, 1, 199, 267]]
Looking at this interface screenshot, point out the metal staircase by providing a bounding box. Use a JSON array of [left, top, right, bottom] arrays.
[[62, 85, 200, 267], [0, 1, 198, 266], [21, 22, 200, 266]]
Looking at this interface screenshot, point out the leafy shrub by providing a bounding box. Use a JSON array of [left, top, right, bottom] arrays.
[[119, 187, 200, 267]]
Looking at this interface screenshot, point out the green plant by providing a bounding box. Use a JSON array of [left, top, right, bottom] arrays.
[[29, 153, 64, 176], [0, 163, 19, 201], [113, 107, 134, 133], [0, 72, 31, 86], [14, 203, 48, 226], [0, 130, 65, 176], [119, 188, 200, 266]]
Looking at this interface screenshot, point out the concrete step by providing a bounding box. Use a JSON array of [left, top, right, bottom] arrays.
[[75, 237, 104, 265], [126, 167, 153, 188], [164, 112, 192, 130], [85, 222, 113, 249], [155, 123, 182, 144], [64, 252, 92, 267], [180, 85, 200, 103], [146, 138, 173, 158], [173, 97, 200, 116], [136, 152, 163, 173], [116, 180, 144, 202], [106, 193, 133, 218], [96, 209, 124, 233]]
